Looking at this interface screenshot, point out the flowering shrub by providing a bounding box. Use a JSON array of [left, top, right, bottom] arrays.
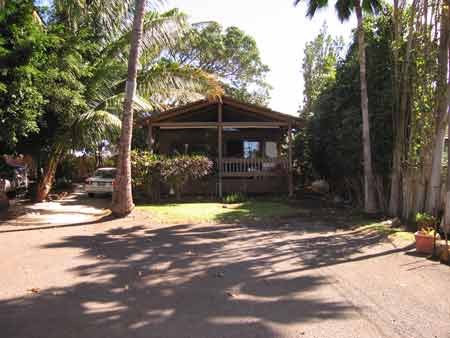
[[131, 151, 213, 200], [161, 155, 213, 200]]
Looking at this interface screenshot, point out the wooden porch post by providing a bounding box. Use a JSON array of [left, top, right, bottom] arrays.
[[218, 102, 223, 198], [147, 123, 154, 154], [288, 122, 294, 197]]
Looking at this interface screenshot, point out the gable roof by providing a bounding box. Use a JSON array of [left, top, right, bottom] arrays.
[[140, 96, 304, 127]]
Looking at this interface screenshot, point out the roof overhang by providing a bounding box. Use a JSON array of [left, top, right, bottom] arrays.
[[138, 96, 305, 128]]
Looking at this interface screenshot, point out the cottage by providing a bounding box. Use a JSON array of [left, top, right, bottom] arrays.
[[140, 96, 303, 197]]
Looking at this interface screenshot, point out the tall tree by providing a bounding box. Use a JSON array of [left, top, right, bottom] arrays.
[[304, 13, 393, 207], [295, 0, 381, 213], [300, 23, 343, 117], [0, 0, 48, 151], [426, 0, 449, 214], [111, 0, 146, 216], [295, 24, 343, 182], [167, 22, 271, 106]]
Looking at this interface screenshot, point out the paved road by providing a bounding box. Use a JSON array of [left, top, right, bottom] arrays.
[[0, 194, 449, 338]]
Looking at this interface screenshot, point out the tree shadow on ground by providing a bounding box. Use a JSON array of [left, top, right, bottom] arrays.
[[0, 191, 415, 338], [0, 219, 393, 338]]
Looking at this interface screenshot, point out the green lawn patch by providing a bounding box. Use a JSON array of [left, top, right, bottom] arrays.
[[137, 201, 302, 224], [355, 222, 415, 242]]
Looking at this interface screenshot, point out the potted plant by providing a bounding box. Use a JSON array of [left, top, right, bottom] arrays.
[[415, 213, 439, 254]]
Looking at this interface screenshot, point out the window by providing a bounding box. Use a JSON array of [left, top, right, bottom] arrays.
[[94, 169, 117, 178], [244, 141, 261, 159], [265, 142, 278, 158]]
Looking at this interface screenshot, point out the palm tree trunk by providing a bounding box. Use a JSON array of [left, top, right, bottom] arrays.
[[355, 1, 377, 213], [35, 144, 64, 202], [111, 0, 146, 217]]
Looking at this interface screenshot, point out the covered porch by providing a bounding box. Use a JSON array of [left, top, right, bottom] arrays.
[[142, 97, 303, 197]]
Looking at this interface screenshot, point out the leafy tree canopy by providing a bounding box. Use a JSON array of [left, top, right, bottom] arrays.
[[0, 0, 50, 150], [300, 23, 344, 117], [167, 21, 271, 106]]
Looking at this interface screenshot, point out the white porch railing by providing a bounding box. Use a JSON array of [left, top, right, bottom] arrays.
[[221, 157, 289, 177]]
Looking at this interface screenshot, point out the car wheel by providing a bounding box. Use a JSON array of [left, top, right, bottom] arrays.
[[88, 193, 95, 198]]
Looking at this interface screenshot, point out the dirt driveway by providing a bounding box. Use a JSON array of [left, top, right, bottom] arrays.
[[0, 193, 449, 338]]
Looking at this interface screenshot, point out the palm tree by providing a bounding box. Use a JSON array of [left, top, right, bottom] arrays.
[[110, 0, 146, 216], [294, 0, 381, 213], [34, 2, 223, 204]]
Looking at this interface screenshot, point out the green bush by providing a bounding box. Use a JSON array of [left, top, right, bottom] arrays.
[[161, 155, 213, 200], [131, 151, 213, 201], [223, 192, 246, 204]]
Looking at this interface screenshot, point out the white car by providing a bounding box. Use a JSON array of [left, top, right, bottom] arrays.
[[85, 168, 117, 197]]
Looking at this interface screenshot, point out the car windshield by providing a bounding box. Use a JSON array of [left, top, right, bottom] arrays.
[[94, 169, 116, 179]]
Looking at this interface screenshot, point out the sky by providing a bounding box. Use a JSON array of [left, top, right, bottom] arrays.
[[169, 0, 356, 115]]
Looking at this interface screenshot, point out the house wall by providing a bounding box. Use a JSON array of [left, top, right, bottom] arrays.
[[156, 128, 284, 157]]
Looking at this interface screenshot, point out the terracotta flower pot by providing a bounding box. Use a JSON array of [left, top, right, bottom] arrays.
[[415, 232, 434, 254]]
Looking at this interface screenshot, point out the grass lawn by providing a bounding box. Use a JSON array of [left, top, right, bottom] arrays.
[[355, 222, 415, 242], [137, 200, 302, 224]]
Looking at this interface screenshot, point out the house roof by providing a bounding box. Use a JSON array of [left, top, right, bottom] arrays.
[[139, 96, 304, 128]]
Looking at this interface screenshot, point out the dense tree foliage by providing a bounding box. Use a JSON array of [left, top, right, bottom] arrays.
[[298, 12, 394, 207], [167, 22, 271, 106], [295, 0, 382, 213], [299, 0, 450, 223], [300, 24, 344, 117], [0, 1, 49, 150]]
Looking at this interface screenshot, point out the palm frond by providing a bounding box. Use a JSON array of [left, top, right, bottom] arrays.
[[136, 60, 224, 105], [361, 0, 383, 15], [294, 0, 330, 18], [335, 0, 355, 21], [101, 9, 188, 62], [71, 109, 122, 149]]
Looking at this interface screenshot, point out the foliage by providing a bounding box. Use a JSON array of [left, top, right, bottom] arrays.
[[131, 151, 213, 200], [161, 155, 213, 200], [223, 192, 246, 204], [167, 21, 271, 106], [296, 12, 394, 204], [300, 23, 344, 117], [415, 212, 437, 229], [295, 24, 343, 183], [0, 0, 50, 150], [130, 150, 162, 188]]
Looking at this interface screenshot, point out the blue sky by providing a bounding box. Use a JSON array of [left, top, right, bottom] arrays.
[[170, 0, 356, 115]]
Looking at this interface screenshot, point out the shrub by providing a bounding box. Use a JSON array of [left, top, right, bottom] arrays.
[[131, 150, 162, 201], [131, 152, 213, 201], [161, 155, 213, 200], [223, 192, 246, 204]]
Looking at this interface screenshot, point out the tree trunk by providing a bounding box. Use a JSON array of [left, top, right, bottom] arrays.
[[35, 144, 64, 202], [111, 0, 146, 217], [355, 2, 377, 213], [426, 0, 449, 215], [443, 0, 450, 229], [389, 0, 417, 217]]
